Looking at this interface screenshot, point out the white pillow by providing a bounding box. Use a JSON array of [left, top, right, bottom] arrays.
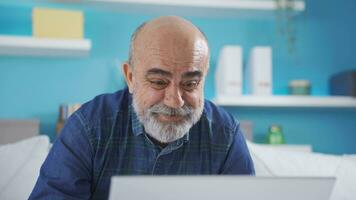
[[247, 141, 341, 177], [248, 149, 273, 176], [247, 141, 356, 199], [330, 156, 356, 200], [0, 135, 50, 200]]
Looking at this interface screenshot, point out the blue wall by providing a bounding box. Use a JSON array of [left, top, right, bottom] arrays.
[[1, 0, 356, 154]]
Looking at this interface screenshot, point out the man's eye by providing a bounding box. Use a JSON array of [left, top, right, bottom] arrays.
[[181, 80, 200, 91], [149, 80, 169, 90]]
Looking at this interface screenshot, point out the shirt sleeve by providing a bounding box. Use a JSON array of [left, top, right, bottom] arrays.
[[29, 112, 93, 200], [219, 122, 255, 175]]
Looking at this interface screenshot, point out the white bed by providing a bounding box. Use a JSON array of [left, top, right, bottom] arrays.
[[0, 132, 355, 199]]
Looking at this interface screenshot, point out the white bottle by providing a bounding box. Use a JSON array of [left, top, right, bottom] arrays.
[[215, 45, 243, 100], [247, 46, 273, 95]]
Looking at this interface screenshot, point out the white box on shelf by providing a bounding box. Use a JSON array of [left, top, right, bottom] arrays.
[[215, 45, 243, 99], [247, 46, 272, 95]]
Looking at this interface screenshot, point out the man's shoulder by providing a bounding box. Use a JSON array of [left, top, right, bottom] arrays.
[[202, 99, 237, 131], [76, 88, 130, 125]]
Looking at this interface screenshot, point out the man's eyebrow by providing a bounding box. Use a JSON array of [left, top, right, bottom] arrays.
[[146, 68, 172, 77], [182, 70, 203, 79]]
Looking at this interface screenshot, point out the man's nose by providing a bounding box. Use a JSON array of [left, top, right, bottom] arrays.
[[163, 84, 184, 109]]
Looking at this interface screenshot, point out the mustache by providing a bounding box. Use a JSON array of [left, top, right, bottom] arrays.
[[148, 103, 193, 117]]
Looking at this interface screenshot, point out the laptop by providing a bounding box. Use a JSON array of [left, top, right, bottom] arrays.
[[109, 176, 335, 200]]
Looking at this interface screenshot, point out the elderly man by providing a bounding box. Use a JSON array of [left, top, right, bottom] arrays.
[[29, 16, 254, 200]]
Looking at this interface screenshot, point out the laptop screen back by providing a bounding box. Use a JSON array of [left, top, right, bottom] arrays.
[[109, 176, 335, 200]]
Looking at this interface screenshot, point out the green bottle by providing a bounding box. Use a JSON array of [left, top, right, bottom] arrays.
[[267, 125, 285, 144]]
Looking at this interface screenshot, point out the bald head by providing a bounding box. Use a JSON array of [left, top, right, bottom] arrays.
[[128, 16, 209, 68]]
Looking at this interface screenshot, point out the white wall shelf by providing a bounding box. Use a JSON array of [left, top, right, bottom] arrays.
[[214, 95, 356, 108], [0, 35, 91, 57], [65, 0, 305, 18]]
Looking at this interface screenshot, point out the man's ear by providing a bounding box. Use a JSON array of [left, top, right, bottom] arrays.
[[122, 62, 134, 93]]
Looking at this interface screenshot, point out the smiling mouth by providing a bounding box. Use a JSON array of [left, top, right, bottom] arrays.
[[155, 113, 185, 122]]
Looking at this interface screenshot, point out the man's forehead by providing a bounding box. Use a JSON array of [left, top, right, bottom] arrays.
[[139, 33, 208, 58], [137, 40, 209, 73]]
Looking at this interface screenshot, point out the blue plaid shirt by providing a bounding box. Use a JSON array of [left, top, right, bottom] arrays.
[[29, 88, 254, 200]]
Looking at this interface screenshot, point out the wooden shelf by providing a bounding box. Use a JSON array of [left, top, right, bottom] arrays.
[[213, 95, 356, 108], [64, 0, 305, 18], [0, 35, 91, 57]]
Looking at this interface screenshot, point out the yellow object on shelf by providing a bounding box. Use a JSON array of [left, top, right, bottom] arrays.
[[32, 7, 84, 39]]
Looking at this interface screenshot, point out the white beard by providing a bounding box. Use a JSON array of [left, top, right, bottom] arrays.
[[132, 95, 204, 143]]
